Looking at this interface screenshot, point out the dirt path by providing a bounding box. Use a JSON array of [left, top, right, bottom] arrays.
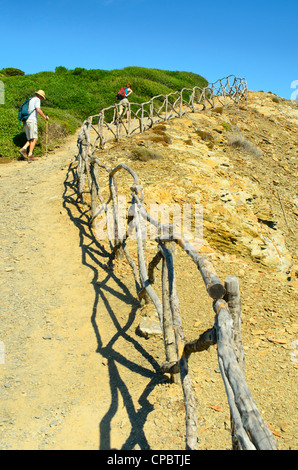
[[0, 110, 297, 450], [0, 136, 195, 451], [0, 136, 145, 449]]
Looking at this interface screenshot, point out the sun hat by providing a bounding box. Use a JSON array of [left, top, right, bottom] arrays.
[[35, 89, 46, 99]]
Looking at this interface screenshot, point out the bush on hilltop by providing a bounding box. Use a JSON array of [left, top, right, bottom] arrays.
[[0, 66, 208, 159]]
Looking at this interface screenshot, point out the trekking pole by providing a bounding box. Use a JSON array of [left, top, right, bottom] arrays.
[[46, 120, 48, 157]]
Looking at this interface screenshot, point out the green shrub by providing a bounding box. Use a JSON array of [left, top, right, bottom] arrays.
[[0, 68, 25, 77], [55, 66, 68, 74], [0, 106, 80, 159], [0, 107, 20, 158], [0, 66, 208, 159], [72, 68, 87, 76]]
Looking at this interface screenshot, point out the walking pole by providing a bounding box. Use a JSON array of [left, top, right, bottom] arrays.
[[45, 120, 48, 157]]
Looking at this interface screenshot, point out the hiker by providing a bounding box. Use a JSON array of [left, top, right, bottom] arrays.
[[116, 84, 133, 121], [19, 90, 49, 161]]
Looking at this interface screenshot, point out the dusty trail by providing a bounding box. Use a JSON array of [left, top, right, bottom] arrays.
[[1, 92, 297, 450], [0, 136, 162, 450]]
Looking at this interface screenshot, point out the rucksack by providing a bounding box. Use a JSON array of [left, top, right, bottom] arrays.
[[116, 87, 126, 101], [18, 98, 35, 124]]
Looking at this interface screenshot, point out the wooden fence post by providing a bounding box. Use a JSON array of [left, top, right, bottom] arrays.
[[214, 299, 277, 450], [224, 276, 245, 372], [159, 238, 199, 450], [90, 161, 98, 223], [179, 90, 183, 117], [160, 234, 180, 384], [109, 175, 124, 259], [224, 276, 245, 449]]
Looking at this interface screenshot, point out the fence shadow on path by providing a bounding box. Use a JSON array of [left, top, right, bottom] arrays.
[[63, 75, 278, 450], [62, 161, 165, 450]]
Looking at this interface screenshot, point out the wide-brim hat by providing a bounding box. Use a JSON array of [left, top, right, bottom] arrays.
[[35, 89, 46, 100]]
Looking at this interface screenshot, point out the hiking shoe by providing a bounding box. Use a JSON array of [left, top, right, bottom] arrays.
[[27, 156, 38, 162], [19, 149, 27, 159]]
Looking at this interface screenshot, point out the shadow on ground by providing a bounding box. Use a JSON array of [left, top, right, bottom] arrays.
[[62, 159, 165, 449]]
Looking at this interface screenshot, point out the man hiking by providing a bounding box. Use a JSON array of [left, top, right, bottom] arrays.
[[19, 90, 49, 161], [116, 83, 133, 121]]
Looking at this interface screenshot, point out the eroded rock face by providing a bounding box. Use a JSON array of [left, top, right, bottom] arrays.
[[143, 163, 292, 273], [96, 91, 297, 277]]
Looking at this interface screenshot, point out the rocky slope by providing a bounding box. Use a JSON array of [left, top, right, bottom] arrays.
[[0, 91, 297, 450], [96, 91, 298, 276]]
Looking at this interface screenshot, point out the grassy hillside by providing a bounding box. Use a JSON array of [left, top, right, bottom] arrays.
[[0, 66, 207, 160]]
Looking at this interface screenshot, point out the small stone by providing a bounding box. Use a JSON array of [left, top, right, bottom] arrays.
[[0, 418, 9, 423], [42, 334, 52, 340], [137, 317, 162, 338], [278, 420, 288, 432], [49, 420, 59, 427]]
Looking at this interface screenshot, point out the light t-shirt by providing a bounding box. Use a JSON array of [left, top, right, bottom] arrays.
[[125, 87, 132, 96], [27, 96, 41, 122]]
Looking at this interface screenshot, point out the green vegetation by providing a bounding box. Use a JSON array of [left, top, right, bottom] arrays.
[[0, 66, 207, 159], [0, 68, 25, 77], [222, 122, 231, 131]]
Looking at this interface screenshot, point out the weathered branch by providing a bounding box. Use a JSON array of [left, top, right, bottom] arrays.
[[77, 76, 247, 150], [184, 327, 217, 357], [160, 240, 179, 384], [174, 235, 226, 299], [159, 241, 199, 450], [132, 200, 163, 326], [160, 327, 217, 375], [73, 76, 279, 451], [214, 299, 277, 450]]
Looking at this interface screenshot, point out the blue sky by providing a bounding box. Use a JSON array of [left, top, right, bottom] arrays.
[[0, 0, 297, 99]]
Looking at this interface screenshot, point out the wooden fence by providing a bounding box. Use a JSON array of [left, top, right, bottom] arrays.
[[74, 76, 278, 450], [78, 74, 247, 152]]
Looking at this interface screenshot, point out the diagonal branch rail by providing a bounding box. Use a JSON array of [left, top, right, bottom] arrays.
[[73, 76, 278, 450], [79, 75, 247, 152]]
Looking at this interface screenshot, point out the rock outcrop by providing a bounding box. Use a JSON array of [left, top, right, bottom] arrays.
[[98, 91, 297, 279]]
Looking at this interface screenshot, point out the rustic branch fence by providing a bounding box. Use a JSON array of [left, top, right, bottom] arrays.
[[74, 76, 278, 450], [79, 75, 247, 152]]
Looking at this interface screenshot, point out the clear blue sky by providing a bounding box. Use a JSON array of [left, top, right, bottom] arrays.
[[0, 0, 297, 99]]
